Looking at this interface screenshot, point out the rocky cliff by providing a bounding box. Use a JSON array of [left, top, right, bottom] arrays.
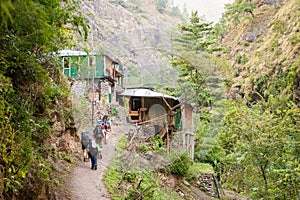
[[79, 0, 184, 87]]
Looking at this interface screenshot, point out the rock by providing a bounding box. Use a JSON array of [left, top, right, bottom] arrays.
[[182, 180, 190, 187], [263, 0, 280, 6], [241, 28, 260, 42]]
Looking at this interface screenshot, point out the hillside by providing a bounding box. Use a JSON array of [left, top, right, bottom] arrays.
[[210, 0, 300, 198], [79, 0, 185, 87], [220, 0, 299, 105]]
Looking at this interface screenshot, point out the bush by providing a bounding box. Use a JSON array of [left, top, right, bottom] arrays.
[[165, 151, 191, 177]]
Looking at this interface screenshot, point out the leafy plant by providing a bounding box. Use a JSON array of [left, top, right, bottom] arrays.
[[110, 105, 118, 116], [0, 0, 88, 198], [236, 53, 248, 64], [219, 100, 300, 199], [150, 134, 165, 151], [165, 151, 191, 177]]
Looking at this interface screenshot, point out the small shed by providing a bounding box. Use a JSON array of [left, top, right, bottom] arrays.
[[119, 88, 194, 132], [120, 88, 195, 160]]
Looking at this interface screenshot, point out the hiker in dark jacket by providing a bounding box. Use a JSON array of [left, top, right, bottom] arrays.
[[81, 131, 91, 162], [93, 121, 104, 146], [88, 139, 99, 170]]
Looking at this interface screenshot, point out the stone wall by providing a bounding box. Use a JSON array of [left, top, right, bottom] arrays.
[[196, 173, 218, 198]]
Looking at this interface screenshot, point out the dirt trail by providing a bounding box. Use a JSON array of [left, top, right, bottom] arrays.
[[68, 125, 126, 200]]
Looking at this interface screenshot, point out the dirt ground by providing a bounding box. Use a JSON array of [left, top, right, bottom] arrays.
[[64, 121, 246, 200], [67, 124, 126, 200]]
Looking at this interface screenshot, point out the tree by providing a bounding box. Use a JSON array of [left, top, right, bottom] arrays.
[[224, 1, 255, 24], [169, 12, 227, 171], [219, 100, 300, 199], [170, 11, 217, 107], [0, 0, 88, 198]]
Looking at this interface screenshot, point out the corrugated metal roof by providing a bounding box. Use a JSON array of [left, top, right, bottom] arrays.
[[57, 50, 89, 56], [119, 88, 178, 100], [56, 50, 121, 65]]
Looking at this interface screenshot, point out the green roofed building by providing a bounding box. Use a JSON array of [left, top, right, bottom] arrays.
[[57, 50, 124, 104]]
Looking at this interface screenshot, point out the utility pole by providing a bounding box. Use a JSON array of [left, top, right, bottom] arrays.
[[98, 79, 102, 101], [91, 56, 96, 128]]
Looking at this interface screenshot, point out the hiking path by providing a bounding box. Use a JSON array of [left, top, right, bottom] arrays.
[[67, 124, 127, 200]]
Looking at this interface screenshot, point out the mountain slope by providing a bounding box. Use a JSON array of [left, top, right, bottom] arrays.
[[79, 0, 184, 87], [220, 0, 299, 106]]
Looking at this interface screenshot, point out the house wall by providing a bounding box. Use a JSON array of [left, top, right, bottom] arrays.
[[104, 56, 114, 77], [70, 80, 87, 97], [128, 97, 181, 124], [181, 103, 194, 132]]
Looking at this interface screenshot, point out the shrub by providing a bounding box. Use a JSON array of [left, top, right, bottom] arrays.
[[165, 151, 191, 177]]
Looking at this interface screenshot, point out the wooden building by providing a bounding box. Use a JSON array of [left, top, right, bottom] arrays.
[[120, 88, 194, 132], [120, 88, 195, 159], [57, 50, 124, 104]]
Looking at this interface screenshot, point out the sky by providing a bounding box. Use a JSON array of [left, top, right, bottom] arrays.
[[172, 0, 234, 22]]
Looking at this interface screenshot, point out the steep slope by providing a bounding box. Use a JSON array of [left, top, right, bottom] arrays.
[[79, 0, 184, 87], [214, 1, 299, 198], [221, 0, 299, 106]]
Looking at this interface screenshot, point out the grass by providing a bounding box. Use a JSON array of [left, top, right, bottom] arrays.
[[187, 162, 214, 180], [117, 134, 127, 149]]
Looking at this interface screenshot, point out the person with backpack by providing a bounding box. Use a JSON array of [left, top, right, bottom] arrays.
[[102, 114, 108, 124], [93, 121, 104, 146], [101, 122, 108, 144], [106, 118, 112, 132], [81, 130, 91, 162], [87, 139, 99, 170]]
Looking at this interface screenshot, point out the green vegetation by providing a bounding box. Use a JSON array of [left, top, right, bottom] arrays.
[[224, 1, 255, 24], [236, 53, 248, 64], [117, 134, 127, 149], [141, 134, 165, 153], [105, 166, 181, 200], [104, 134, 182, 200], [0, 0, 87, 198], [170, 11, 216, 107], [186, 163, 214, 181], [110, 105, 118, 117], [164, 151, 191, 177], [219, 100, 299, 199], [169, 1, 300, 199], [114, 0, 127, 8], [189, 163, 214, 175]]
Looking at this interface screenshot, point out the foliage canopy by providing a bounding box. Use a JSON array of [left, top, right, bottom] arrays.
[[0, 0, 87, 198]]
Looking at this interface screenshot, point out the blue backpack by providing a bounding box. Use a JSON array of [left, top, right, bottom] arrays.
[[81, 130, 90, 147]]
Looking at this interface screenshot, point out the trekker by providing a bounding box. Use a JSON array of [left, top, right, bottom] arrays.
[[88, 139, 99, 170], [101, 122, 108, 144], [93, 121, 104, 146], [81, 130, 91, 162], [102, 114, 108, 123], [106, 118, 112, 132]]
